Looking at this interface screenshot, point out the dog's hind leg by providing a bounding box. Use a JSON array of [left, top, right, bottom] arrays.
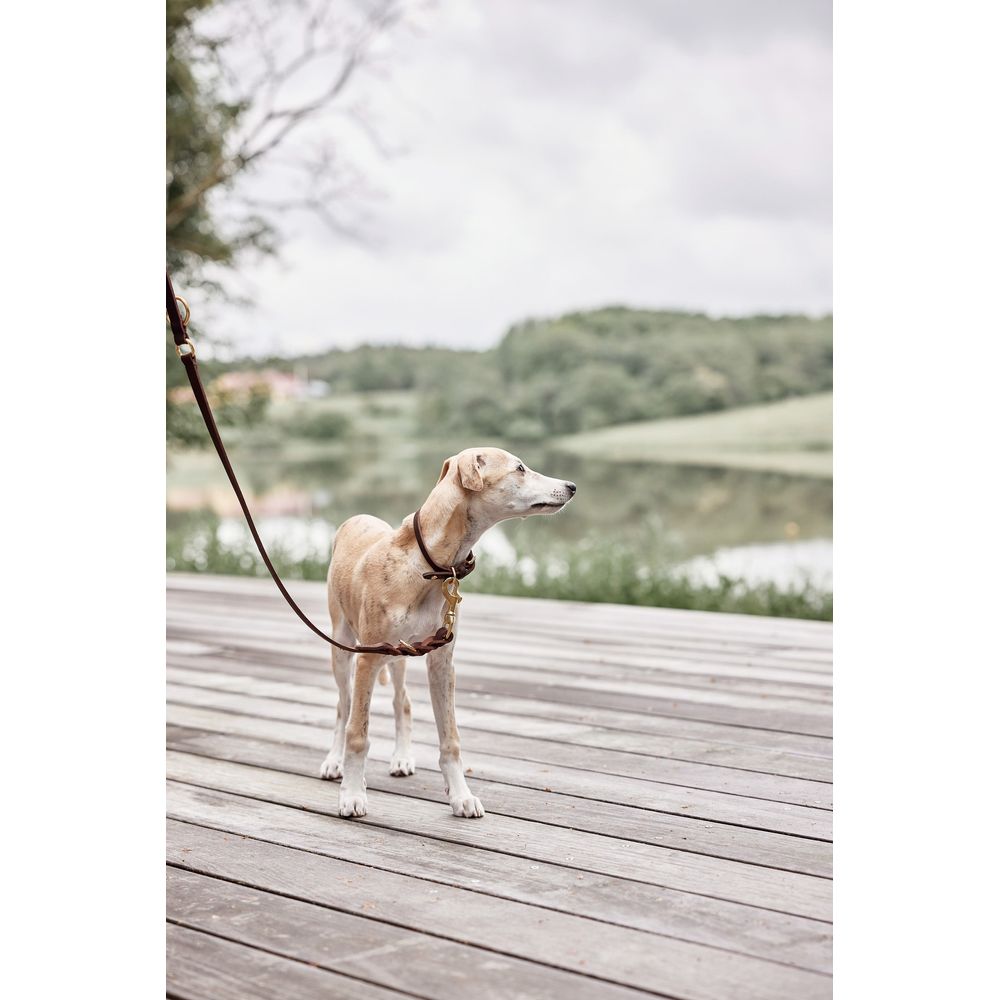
[[388, 659, 415, 776], [319, 642, 354, 780], [338, 652, 380, 817]]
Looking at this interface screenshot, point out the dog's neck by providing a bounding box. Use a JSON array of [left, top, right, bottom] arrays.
[[411, 481, 489, 571]]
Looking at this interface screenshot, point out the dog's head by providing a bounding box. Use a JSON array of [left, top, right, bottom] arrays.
[[438, 447, 576, 522]]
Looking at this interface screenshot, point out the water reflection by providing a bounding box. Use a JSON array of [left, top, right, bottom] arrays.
[[167, 445, 832, 586]]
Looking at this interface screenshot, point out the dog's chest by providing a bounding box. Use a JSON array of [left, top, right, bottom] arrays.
[[393, 589, 446, 643]]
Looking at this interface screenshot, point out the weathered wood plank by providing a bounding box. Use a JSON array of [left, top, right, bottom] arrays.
[[167, 664, 832, 780], [420, 672, 833, 737], [165, 599, 832, 674], [166, 921, 410, 1000], [167, 726, 831, 877], [167, 819, 831, 1000], [166, 681, 831, 809], [165, 626, 831, 736], [165, 574, 834, 999], [168, 652, 833, 761], [167, 757, 832, 919], [164, 602, 832, 678], [167, 573, 833, 648], [167, 704, 832, 839], [168, 867, 671, 1000], [450, 641, 833, 696], [167, 796, 830, 969], [167, 600, 833, 682], [168, 608, 833, 702]]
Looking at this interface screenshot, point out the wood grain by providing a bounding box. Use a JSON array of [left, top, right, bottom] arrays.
[[165, 574, 833, 1000]]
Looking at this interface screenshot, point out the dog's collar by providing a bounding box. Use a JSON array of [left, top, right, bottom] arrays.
[[412, 507, 476, 581]]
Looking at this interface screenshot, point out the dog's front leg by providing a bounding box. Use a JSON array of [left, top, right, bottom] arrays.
[[427, 646, 485, 818], [338, 652, 378, 817]]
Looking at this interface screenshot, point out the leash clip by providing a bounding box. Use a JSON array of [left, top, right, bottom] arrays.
[[441, 569, 462, 638]]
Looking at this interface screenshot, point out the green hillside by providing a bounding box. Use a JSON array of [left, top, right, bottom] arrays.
[[224, 307, 833, 444], [555, 392, 832, 477]]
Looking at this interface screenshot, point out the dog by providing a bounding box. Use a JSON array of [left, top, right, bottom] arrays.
[[319, 447, 576, 818]]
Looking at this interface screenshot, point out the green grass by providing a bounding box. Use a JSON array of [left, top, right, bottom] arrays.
[[166, 532, 832, 622], [553, 392, 832, 478], [464, 545, 832, 620]]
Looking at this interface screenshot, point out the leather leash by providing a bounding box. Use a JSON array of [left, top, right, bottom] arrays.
[[167, 272, 467, 658]]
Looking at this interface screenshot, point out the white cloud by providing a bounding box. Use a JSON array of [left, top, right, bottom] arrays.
[[204, 0, 831, 355]]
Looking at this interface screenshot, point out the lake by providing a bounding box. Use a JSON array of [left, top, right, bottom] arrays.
[[167, 442, 832, 591]]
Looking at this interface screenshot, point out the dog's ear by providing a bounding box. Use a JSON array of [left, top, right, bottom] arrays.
[[457, 451, 485, 492], [437, 457, 453, 483]]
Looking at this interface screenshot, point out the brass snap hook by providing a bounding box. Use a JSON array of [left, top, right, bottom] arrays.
[[441, 571, 463, 638]]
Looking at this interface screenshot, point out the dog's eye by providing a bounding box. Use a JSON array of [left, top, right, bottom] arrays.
[[516, 463, 525, 473]]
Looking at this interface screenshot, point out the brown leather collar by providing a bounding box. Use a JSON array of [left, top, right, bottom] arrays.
[[411, 507, 476, 581]]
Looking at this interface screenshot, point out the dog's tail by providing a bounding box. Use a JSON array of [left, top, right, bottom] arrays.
[[378, 666, 390, 685]]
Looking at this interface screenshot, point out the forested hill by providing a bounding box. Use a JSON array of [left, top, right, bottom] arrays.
[[236, 307, 832, 441]]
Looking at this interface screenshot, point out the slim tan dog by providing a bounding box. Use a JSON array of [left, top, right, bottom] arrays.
[[320, 447, 576, 818]]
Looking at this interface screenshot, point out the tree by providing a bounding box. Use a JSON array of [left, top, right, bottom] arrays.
[[166, 0, 408, 443], [167, 0, 251, 285]]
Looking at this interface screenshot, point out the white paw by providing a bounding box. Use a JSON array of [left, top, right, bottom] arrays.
[[319, 754, 343, 780], [389, 754, 416, 777], [450, 795, 485, 818], [339, 789, 368, 817]]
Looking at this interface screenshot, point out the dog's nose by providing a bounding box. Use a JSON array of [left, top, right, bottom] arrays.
[[565, 481, 577, 494]]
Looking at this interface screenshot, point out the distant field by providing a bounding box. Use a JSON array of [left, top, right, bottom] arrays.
[[553, 392, 832, 478], [169, 387, 832, 480]]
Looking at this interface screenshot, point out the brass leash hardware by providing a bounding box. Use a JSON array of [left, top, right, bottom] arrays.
[[169, 295, 196, 358], [441, 572, 462, 638]]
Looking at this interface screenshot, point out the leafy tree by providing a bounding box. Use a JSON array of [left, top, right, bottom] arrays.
[[166, 0, 407, 445], [166, 0, 265, 286], [167, 0, 404, 288], [415, 308, 834, 439]]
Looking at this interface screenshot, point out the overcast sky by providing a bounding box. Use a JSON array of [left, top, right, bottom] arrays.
[[208, 0, 831, 356]]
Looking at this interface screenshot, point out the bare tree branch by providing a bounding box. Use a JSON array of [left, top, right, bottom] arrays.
[[166, 0, 405, 237]]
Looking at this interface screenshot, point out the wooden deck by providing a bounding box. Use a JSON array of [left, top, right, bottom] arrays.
[[166, 573, 832, 1000]]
